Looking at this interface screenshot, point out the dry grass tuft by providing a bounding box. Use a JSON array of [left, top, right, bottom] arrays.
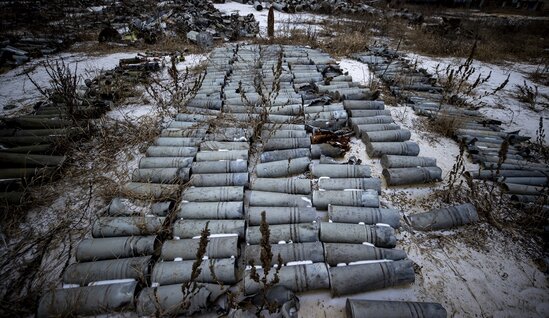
[[424, 113, 469, 138]]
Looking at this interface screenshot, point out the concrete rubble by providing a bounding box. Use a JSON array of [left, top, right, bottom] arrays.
[[237, 0, 382, 14], [0, 0, 259, 68]]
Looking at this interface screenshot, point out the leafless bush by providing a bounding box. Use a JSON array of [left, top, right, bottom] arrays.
[[515, 80, 545, 112], [248, 211, 283, 315], [434, 41, 509, 110], [144, 55, 205, 116], [444, 142, 466, 203], [27, 58, 81, 120], [529, 63, 549, 86]]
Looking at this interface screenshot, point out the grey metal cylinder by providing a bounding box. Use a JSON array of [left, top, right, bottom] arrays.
[[151, 201, 169, 216], [190, 172, 248, 187], [318, 178, 381, 193], [263, 138, 311, 151], [260, 149, 311, 163], [498, 177, 548, 186], [152, 258, 236, 285], [245, 242, 324, 266], [328, 205, 400, 228], [160, 236, 238, 261], [313, 189, 379, 209], [502, 183, 547, 195], [311, 164, 371, 178], [355, 124, 400, 136], [76, 236, 157, 262], [343, 100, 385, 110], [175, 113, 215, 122], [107, 197, 140, 216], [478, 157, 547, 169], [131, 167, 190, 184], [178, 201, 243, 219], [456, 128, 508, 138], [201, 141, 250, 151], [248, 190, 312, 207], [195, 150, 248, 161], [324, 243, 407, 266], [37, 282, 137, 318], [381, 155, 437, 169], [186, 98, 222, 109], [346, 299, 447, 318], [154, 137, 202, 147], [139, 157, 193, 169], [366, 141, 420, 158], [160, 128, 207, 137], [92, 217, 165, 237], [244, 263, 329, 295], [136, 283, 227, 317], [467, 169, 548, 180], [173, 219, 245, 238], [349, 109, 391, 117], [383, 167, 443, 186], [247, 223, 319, 244], [146, 146, 197, 157], [123, 182, 179, 199], [363, 129, 411, 143], [250, 178, 311, 194], [485, 162, 549, 171], [305, 110, 347, 121], [267, 104, 304, 116], [320, 222, 395, 247], [166, 121, 207, 129], [263, 123, 305, 130], [63, 256, 151, 285], [350, 116, 393, 125], [256, 157, 310, 178], [181, 186, 244, 202], [304, 104, 343, 116], [191, 160, 247, 174], [261, 129, 308, 139], [329, 260, 415, 296], [0, 152, 66, 167], [247, 206, 317, 225], [409, 203, 479, 231]]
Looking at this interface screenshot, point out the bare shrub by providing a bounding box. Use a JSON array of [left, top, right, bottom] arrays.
[[27, 59, 80, 120], [144, 56, 205, 115], [514, 80, 547, 112], [248, 211, 284, 315]]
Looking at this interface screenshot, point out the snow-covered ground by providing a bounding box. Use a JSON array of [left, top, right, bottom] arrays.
[[214, 2, 326, 37], [410, 53, 549, 144], [339, 59, 375, 86]]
